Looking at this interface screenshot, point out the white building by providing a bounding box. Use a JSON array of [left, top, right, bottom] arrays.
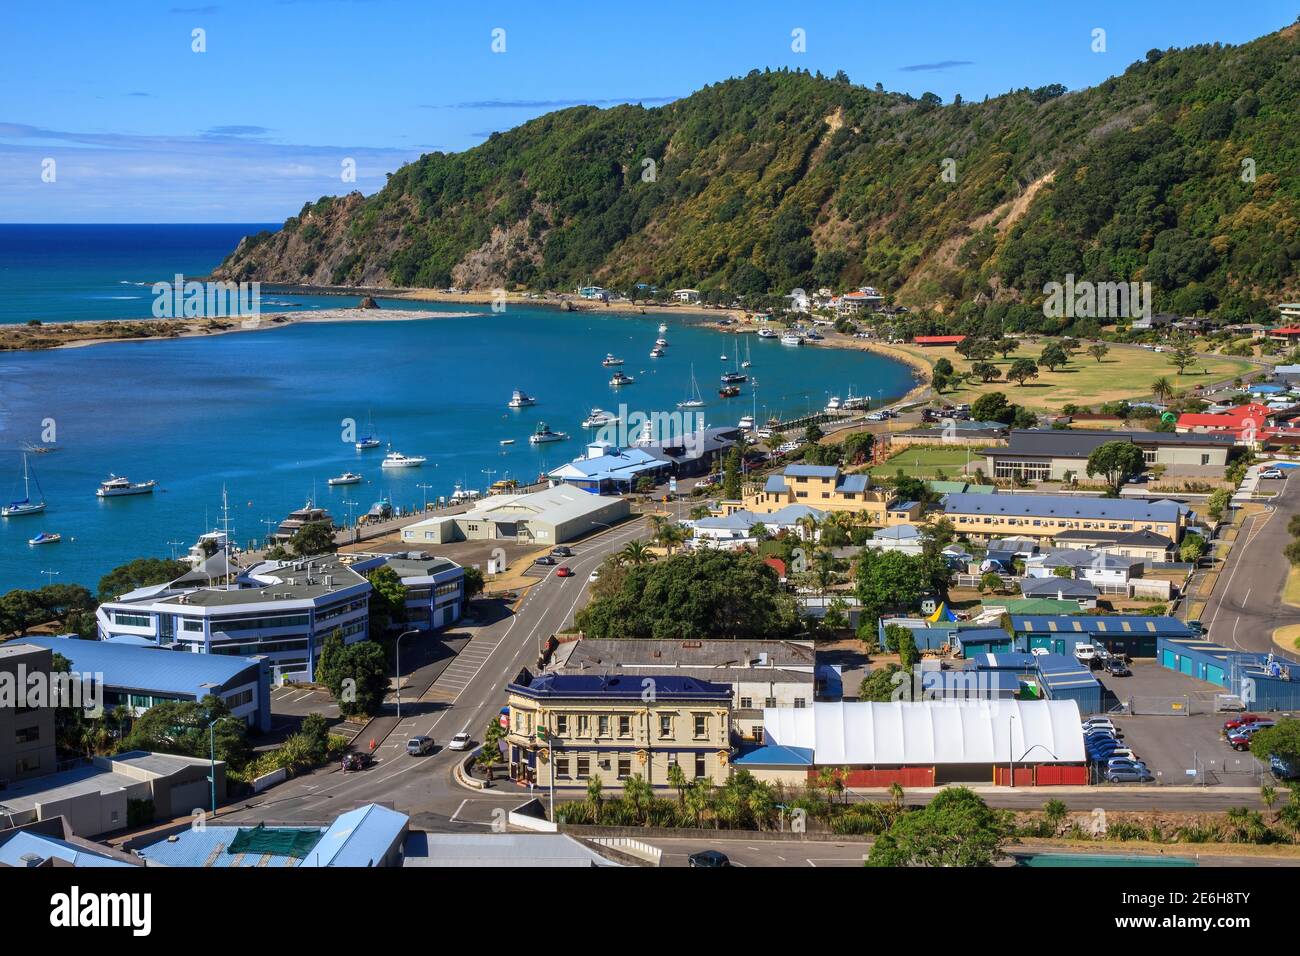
[[862, 524, 924, 555]]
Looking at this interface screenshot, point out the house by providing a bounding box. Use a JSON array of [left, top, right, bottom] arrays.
[[862, 524, 924, 555], [96, 552, 372, 683], [504, 674, 732, 790], [550, 638, 817, 742], [19, 635, 273, 732], [941, 493, 1187, 544], [688, 504, 826, 549], [1008, 614, 1195, 658], [981, 429, 1236, 482], [912, 335, 966, 347], [350, 552, 466, 632], [1131, 312, 1176, 332], [577, 286, 608, 301], [0, 817, 142, 868], [1050, 528, 1176, 562], [734, 700, 1087, 788], [1019, 576, 1099, 608], [742, 463, 923, 526], [1024, 549, 1141, 588], [785, 289, 810, 312], [1176, 403, 1276, 443], [634, 426, 741, 478], [1278, 304, 1300, 324], [672, 288, 701, 304], [1267, 325, 1300, 343]]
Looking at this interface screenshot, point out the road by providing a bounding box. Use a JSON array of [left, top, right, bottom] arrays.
[[219, 515, 655, 830], [1200, 472, 1300, 655]]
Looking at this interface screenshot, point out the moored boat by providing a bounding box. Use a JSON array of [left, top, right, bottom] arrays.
[[508, 389, 537, 408], [601, 354, 625, 367], [328, 471, 363, 486], [609, 371, 635, 387], [718, 385, 741, 398], [2, 454, 46, 517], [96, 475, 157, 497], [582, 408, 620, 428], [381, 448, 427, 468], [28, 531, 61, 545], [529, 422, 569, 444]]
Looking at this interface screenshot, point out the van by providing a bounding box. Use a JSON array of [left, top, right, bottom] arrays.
[[1074, 642, 1096, 661]]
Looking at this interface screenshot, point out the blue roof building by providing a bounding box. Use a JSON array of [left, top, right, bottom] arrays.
[[0, 827, 137, 868], [23, 635, 272, 732], [548, 444, 671, 494], [507, 673, 731, 701]]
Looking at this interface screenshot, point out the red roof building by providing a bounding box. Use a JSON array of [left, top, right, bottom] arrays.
[[912, 335, 966, 346]]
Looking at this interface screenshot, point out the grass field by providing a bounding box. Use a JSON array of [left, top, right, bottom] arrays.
[[891, 338, 1256, 412], [870, 445, 980, 479]]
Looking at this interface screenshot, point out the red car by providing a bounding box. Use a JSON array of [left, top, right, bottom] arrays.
[[1224, 714, 1264, 732], [554, 566, 574, 578], [1228, 733, 1253, 752]]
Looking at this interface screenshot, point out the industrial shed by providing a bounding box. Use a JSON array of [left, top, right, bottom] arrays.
[[740, 700, 1087, 787], [1009, 614, 1193, 658], [1158, 636, 1300, 710], [1030, 654, 1105, 714]]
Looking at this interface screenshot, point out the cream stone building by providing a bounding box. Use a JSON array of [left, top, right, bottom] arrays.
[[941, 493, 1187, 544], [505, 674, 732, 791], [738, 464, 924, 527]]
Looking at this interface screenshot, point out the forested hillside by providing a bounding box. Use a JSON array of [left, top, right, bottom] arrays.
[[217, 21, 1300, 327]]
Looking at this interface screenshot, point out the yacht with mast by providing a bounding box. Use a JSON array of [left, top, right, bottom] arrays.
[[355, 412, 381, 449], [2, 454, 46, 517], [676, 365, 706, 409]]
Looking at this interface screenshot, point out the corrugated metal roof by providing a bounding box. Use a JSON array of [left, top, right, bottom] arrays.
[[944, 493, 1182, 522], [304, 803, 407, 867], [21, 636, 261, 695]]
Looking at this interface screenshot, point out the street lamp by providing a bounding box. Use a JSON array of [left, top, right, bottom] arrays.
[[394, 628, 419, 718]]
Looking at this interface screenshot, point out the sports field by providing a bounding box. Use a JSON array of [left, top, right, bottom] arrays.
[[870, 445, 980, 478]]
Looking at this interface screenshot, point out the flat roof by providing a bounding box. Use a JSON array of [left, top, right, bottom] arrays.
[[402, 832, 617, 867], [20, 636, 262, 696], [0, 752, 212, 816]]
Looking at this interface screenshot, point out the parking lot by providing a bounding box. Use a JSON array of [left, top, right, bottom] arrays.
[[1092, 660, 1270, 785]]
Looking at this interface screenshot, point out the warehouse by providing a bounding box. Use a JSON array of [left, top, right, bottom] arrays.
[[403, 487, 631, 545], [734, 699, 1087, 787], [21, 635, 272, 732], [1157, 636, 1300, 710], [1009, 614, 1194, 658], [1029, 654, 1105, 714]]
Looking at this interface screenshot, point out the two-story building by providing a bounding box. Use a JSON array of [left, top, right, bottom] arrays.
[[740, 464, 923, 526], [942, 493, 1186, 545], [0, 643, 57, 784], [504, 674, 732, 791], [980, 429, 1236, 483]]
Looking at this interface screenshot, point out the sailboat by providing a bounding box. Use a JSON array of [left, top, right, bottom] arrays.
[[355, 412, 381, 450], [741, 339, 752, 368], [677, 364, 706, 409], [2, 454, 46, 517]]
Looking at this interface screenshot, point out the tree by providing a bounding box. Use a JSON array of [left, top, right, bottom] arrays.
[[858, 664, 905, 702], [971, 361, 1001, 383], [365, 565, 407, 634], [1038, 343, 1068, 371], [1006, 358, 1038, 386], [462, 564, 485, 598], [1151, 376, 1176, 403], [867, 786, 1007, 867], [1086, 343, 1110, 363], [621, 539, 656, 565], [667, 761, 688, 803], [1042, 798, 1069, 834], [1248, 719, 1300, 768], [122, 694, 251, 770], [1206, 488, 1232, 522], [1086, 440, 1146, 496], [1179, 532, 1207, 563], [971, 392, 1011, 423], [318, 636, 389, 717], [856, 550, 948, 627], [289, 520, 336, 556], [721, 447, 744, 500], [1167, 332, 1199, 375], [97, 557, 188, 602]]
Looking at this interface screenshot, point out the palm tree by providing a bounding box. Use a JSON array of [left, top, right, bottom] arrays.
[[586, 774, 603, 823], [620, 539, 655, 566], [888, 782, 905, 810], [688, 504, 712, 521], [1043, 798, 1068, 835], [685, 778, 713, 827], [622, 773, 653, 824], [1261, 784, 1278, 810], [655, 522, 687, 555], [667, 762, 688, 804], [1151, 376, 1175, 403], [1275, 801, 1300, 844]]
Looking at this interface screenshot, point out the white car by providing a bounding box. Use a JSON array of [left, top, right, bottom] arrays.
[[588, 569, 600, 583], [1260, 468, 1286, 479], [448, 732, 472, 752], [1082, 719, 1117, 733]]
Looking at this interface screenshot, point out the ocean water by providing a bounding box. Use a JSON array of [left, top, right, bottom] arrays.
[[0, 225, 916, 592]]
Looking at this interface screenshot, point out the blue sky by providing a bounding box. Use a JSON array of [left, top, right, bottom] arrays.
[[2, 0, 1294, 222]]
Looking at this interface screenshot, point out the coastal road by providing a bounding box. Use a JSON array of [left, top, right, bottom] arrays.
[[1199, 474, 1300, 656], [219, 515, 655, 829]]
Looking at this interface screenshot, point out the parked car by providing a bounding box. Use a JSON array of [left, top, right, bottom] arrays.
[[688, 849, 731, 868], [534, 555, 557, 566], [551, 546, 573, 557], [406, 736, 434, 756], [1082, 718, 1117, 732], [555, 565, 574, 577], [1105, 765, 1154, 783], [1074, 642, 1097, 662], [1224, 713, 1265, 732], [588, 569, 600, 583], [448, 732, 473, 752], [341, 752, 372, 772], [1260, 468, 1286, 479], [1105, 659, 1132, 677], [1228, 734, 1253, 752]]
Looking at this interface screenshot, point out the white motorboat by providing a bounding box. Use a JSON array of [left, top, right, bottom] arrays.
[[609, 371, 635, 387], [529, 423, 569, 444], [780, 333, 803, 346], [95, 474, 157, 497], [825, 396, 842, 412], [450, 485, 481, 504], [658, 322, 668, 333], [2, 454, 46, 517], [650, 346, 664, 357], [655, 337, 668, 347], [756, 327, 778, 339], [677, 365, 706, 409], [328, 471, 363, 486], [508, 389, 537, 408], [601, 354, 625, 367], [582, 408, 620, 428], [381, 448, 427, 468], [738, 414, 755, 430], [500, 439, 515, 446]]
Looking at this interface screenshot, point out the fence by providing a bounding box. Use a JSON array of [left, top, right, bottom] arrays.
[[1124, 695, 1197, 716]]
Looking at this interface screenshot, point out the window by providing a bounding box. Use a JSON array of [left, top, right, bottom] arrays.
[[554, 757, 570, 778], [576, 756, 590, 778], [112, 612, 151, 628], [739, 696, 752, 709], [794, 698, 807, 709], [693, 714, 708, 739], [764, 696, 776, 708], [658, 715, 673, 738], [15, 726, 42, 744], [753, 725, 764, 743], [555, 715, 568, 735], [617, 757, 631, 779], [694, 753, 706, 779], [15, 756, 40, 774], [577, 715, 590, 737], [597, 715, 610, 737], [618, 715, 631, 737]]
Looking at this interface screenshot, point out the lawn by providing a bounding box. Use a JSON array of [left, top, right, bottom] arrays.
[[891, 338, 1256, 412], [870, 445, 980, 479]]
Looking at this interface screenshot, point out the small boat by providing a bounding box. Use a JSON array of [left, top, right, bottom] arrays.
[[28, 531, 60, 546], [658, 322, 668, 333], [738, 415, 755, 430], [649, 346, 664, 358], [355, 436, 382, 450], [655, 337, 668, 347], [381, 448, 427, 469], [825, 396, 843, 412], [721, 371, 747, 384], [601, 354, 625, 367], [500, 439, 515, 446], [720, 353, 728, 360], [677, 364, 706, 409], [95, 475, 157, 498], [718, 385, 741, 398], [780, 333, 803, 346], [609, 371, 635, 387], [328, 471, 363, 486], [2, 454, 46, 517], [756, 327, 778, 339], [529, 422, 569, 444], [582, 408, 620, 429], [741, 340, 752, 368], [450, 484, 481, 504], [508, 389, 537, 408]]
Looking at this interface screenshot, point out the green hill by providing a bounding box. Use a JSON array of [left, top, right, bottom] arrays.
[[217, 21, 1300, 329]]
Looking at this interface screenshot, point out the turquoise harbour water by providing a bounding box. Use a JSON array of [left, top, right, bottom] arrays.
[[0, 226, 915, 592]]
